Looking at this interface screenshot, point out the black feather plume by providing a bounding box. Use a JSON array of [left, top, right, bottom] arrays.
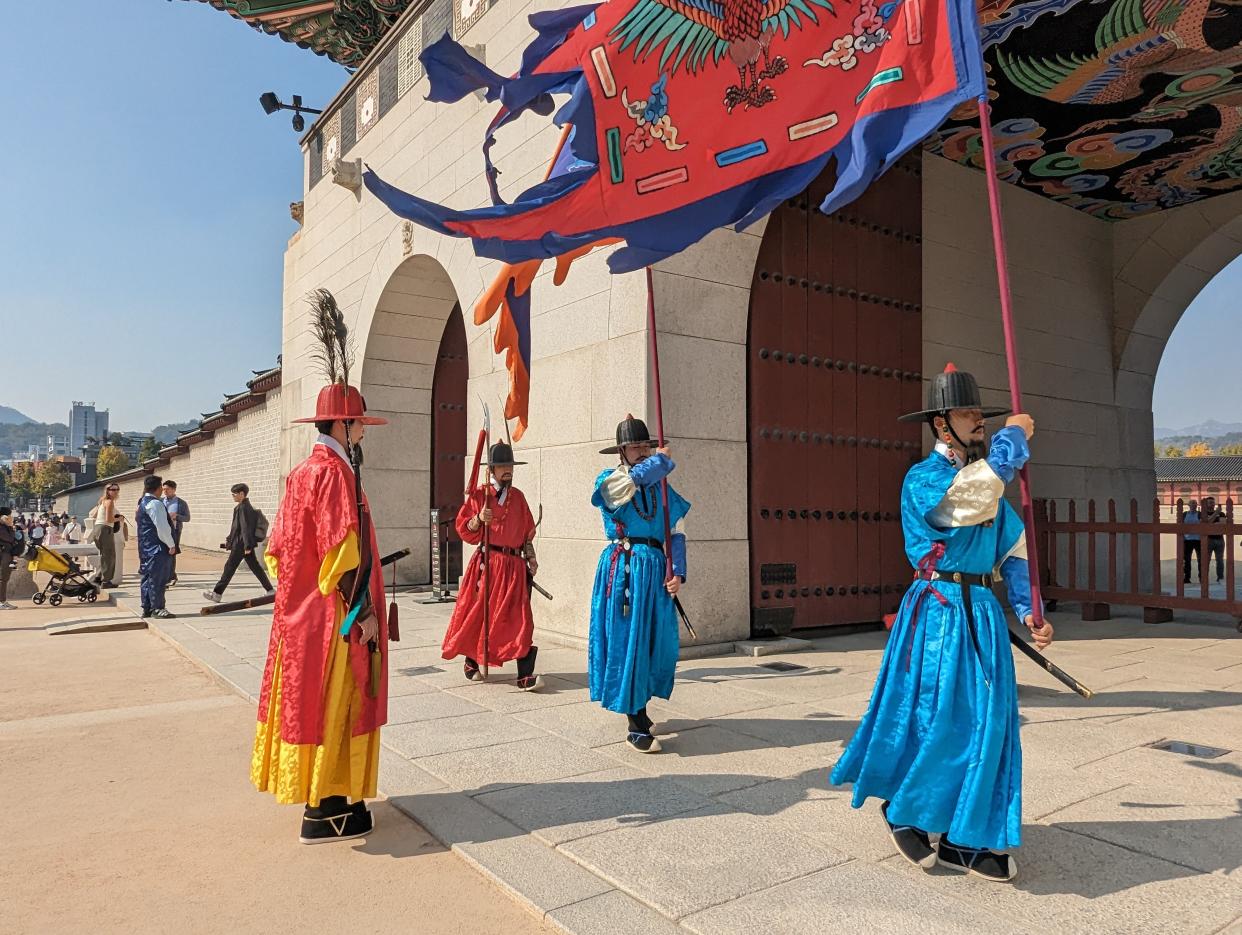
[[308, 289, 353, 386]]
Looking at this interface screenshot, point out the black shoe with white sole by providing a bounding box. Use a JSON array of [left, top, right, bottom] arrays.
[[626, 731, 662, 753], [515, 675, 543, 692], [300, 803, 374, 844], [937, 839, 1017, 882], [881, 802, 937, 870], [463, 657, 481, 681]]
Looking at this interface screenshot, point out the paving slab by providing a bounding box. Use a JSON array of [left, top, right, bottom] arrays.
[[378, 745, 449, 796], [456, 834, 615, 915], [546, 890, 683, 935], [383, 711, 545, 759], [384, 691, 490, 724], [881, 824, 1242, 935], [474, 766, 715, 846], [681, 861, 1034, 935], [595, 724, 825, 797], [716, 777, 899, 862], [642, 678, 779, 719], [416, 734, 620, 792], [515, 700, 665, 749], [443, 675, 592, 714], [710, 702, 860, 760], [559, 805, 850, 919]]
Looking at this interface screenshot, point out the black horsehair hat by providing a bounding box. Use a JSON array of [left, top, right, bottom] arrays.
[[600, 413, 653, 455], [488, 442, 526, 466], [898, 363, 1011, 423]]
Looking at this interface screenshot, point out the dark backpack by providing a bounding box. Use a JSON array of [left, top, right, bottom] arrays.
[[253, 509, 270, 542]]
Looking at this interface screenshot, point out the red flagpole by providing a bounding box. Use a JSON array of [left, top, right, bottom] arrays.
[[644, 266, 675, 583], [976, 95, 1047, 629]]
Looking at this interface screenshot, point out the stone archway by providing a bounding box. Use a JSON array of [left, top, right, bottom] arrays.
[[1112, 190, 1242, 495], [358, 253, 463, 583]]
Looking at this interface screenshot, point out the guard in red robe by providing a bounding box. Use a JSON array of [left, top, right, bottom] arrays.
[[250, 381, 391, 845], [442, 443, 541, 690]]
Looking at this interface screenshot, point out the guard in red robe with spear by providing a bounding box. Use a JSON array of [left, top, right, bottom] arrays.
[[442, 440, 542, 690], [250, 291, 391, 845]]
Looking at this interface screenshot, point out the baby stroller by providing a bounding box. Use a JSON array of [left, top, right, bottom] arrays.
[[27, 544, 100, 606]]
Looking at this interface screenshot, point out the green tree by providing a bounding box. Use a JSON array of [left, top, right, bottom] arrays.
[[96, 446, 130, 479], [138, 437, 161, 463], [107, 432, 126, 447], [1163, 445, 1185, 458], [1219, 443, 1242, 456], [34, 462, 72, 499]]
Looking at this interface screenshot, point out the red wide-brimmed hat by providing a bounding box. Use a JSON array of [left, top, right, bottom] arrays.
[[292, 383, 388, 425]]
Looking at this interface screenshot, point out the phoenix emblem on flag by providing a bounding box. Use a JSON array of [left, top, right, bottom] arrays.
[[609, 0, 836, 112]]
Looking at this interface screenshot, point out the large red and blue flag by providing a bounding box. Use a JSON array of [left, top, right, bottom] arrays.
[[365, 0, 984, 436]]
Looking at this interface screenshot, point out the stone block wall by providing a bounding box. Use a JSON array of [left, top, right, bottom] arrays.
[[61, 388, 282, 555]]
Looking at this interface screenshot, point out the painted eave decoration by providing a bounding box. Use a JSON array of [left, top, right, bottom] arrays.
[[182, 0, 415, 67], [193, 0, 1242, 217]]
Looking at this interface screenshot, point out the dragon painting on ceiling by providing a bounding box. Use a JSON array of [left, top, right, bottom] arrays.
[[928, 0, 1242, 217]]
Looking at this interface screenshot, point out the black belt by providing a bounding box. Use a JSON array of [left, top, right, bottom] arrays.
[[486, 544, 525, 558], [918, 570, 994, 588], [611, 536, 663, 550]]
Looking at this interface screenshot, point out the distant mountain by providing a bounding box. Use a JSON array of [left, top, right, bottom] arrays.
[[0, 421, 70, 460], [1154, 419, 1242, 440], [0, 406, 35, 425], [149, 421, 199, 445]]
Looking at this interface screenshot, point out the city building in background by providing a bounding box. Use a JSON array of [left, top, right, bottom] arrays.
[[68, 402, 109, 453]]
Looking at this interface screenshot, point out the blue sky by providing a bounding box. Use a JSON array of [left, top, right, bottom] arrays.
[[0, 1, 344, 430], [0, 1, 1234, 432]]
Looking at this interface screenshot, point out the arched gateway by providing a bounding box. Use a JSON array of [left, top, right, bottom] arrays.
[[747, 155, 925, 633]]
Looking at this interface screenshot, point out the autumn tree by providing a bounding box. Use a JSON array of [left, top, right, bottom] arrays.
[[8, 462, 35, 500], [1185, 442, 1213, 458], [1163, 445, 1185, 458], [34, 462, 72, 499], [96, 446, 130, 479]]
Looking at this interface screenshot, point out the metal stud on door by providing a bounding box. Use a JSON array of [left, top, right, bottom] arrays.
[[747, 156, 923, 631]]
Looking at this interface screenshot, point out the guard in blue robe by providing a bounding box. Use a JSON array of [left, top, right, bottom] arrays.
[[831, 364, 1051, 883], [589, 415, 689, 753]]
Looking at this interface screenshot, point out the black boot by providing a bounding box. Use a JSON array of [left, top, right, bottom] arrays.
[[937, 837, 1017, 882], [625, 710, 660, 753], [515, 645, 542, 692], [881, 801, 936, 869], [464, 657, 481, 681], [300, 795, 374, 845]]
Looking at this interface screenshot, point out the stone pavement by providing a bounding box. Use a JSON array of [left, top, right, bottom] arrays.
[[116, 569, 1242, 935]]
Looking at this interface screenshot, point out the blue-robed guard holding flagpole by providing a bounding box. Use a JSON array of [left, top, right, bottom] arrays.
[[589, 415, 690, 753], [831, 364, 1052, 883]]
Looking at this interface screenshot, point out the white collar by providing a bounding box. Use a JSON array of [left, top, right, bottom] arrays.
[[490, 477, 509, 504], [934, 440, 963, 470], [316, 434, 355, 474]]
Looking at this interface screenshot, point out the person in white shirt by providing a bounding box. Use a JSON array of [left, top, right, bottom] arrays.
[[135, 475, 177, 619]]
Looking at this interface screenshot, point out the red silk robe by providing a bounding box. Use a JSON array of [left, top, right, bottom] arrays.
[[442, 485, 536, 666], [257, 443, 389, 744]]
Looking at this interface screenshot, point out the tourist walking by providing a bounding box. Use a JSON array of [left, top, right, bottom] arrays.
[[250, 295, 390, 845], [831, 364, 1051, 883], [202, 483, 273, 602], [589, 414, 690, 753], [442, 441, 541, 690], [63, 516, 82, 544], [135, 475, 176, 619], [161, 480, 191, 586], [0, 508, 20, 609]]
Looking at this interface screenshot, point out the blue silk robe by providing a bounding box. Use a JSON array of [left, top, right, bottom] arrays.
[[588, 454, 690, 715], [831, 427, 1033, 851]]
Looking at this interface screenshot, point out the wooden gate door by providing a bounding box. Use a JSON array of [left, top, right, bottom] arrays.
[[747, 155, 923, 632], [432, 303, 468, 583]]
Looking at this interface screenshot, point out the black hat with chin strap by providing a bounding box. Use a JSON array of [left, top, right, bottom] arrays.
[[599, 413, 652, 455], [898, 363, 1010, 423], [488, 443, 526, 466]]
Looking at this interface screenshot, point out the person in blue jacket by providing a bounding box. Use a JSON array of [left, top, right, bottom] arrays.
[[831, 364, 1052, 883], [590, 415, 690, 753]]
